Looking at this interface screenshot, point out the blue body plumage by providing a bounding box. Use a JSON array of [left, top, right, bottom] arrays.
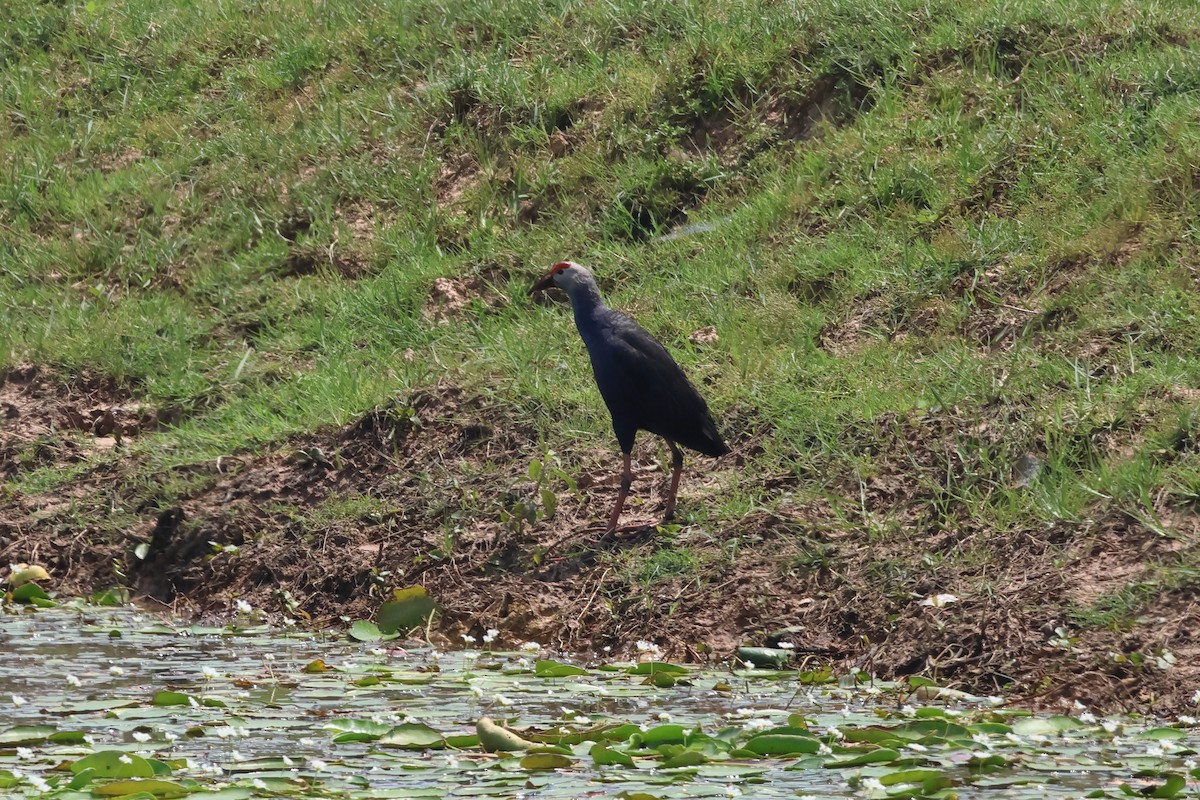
[[531, 261, 728, 531]]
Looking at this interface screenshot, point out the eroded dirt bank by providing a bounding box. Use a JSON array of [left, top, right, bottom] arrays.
[[2, 364, 1198, 716]]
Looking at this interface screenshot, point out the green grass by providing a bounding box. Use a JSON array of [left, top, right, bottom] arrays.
[[3, 0, 1200, 638]]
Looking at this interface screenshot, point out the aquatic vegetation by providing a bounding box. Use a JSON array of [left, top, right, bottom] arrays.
[[2, 606, 1198, 798]]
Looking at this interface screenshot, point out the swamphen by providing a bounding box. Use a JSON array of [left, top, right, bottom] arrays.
[[530, 261, 729, 532]]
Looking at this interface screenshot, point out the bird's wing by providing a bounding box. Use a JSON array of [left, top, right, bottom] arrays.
[[595, 313, 713, 427]]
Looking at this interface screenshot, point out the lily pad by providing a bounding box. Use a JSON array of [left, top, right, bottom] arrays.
[[70, 751, 157, 779], [92, 778, 191, 797], [377, 586, 438, 633], [735, 647, 791, 668], [535, 659, 589, 678]]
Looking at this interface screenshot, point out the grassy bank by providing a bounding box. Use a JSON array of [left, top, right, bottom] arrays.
[[3, 0, 1200, 710]]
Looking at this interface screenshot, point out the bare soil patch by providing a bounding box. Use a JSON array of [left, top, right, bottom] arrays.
[[0, 364, 163, 482], [2, 370, 1198, 716]]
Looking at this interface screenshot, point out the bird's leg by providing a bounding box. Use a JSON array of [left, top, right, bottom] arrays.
[[662, 439, 684, 521], [606, 452, 634, 532]]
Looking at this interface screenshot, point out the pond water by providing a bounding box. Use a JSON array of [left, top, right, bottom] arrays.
[[2, 604, 1198, 799]]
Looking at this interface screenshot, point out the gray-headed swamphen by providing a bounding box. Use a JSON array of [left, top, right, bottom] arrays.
[[531, 261, 729, 532]]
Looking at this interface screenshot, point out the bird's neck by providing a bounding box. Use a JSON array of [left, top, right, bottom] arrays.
[[566, 282, 608, 334]]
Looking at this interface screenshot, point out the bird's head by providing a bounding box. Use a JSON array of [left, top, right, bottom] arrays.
[[530, 261, 595, 298]]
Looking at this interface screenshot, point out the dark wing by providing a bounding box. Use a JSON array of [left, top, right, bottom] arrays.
[[590, 312, 727, 457]]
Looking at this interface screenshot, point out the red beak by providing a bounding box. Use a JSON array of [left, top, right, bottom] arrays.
[[529, 271, 556, 295], [530, 262, 571, 295]]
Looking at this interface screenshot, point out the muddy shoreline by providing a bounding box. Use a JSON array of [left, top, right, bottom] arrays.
[[3, 365, 1198, 716]]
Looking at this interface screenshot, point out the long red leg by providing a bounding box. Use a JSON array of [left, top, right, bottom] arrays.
[[663, 439, 684, 521], [606, 452, 633, 532]]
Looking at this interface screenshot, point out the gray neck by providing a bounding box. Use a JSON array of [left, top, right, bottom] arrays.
[[564, 280, 609, 343]]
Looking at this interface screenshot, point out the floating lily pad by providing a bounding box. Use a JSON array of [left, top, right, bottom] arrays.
[[735, 647, 791, 668], [92, 778, 191, 797], [535, 659, 589, 678], [70, 751, 157, 779], [377, 586, 438, 633]]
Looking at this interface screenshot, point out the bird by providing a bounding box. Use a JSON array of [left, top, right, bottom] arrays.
[[530, 260, 729, 532]]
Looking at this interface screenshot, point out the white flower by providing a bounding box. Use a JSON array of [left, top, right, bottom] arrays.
[[119, 755, 133, 764], [1193, 689, 1200, 705], [516, 657, 531, 669], [16, 747, 33, 759], [817, 743, 833, 756], [520, 641, 540, 652], [461, 634, 477, 644], [65, 674, 82, 687], [859, 776, 888, 798], [283, 617, 297, 627], [656, 712, 672, 722], [971, 732, 992, 749], [202, 666, 219, 680], [778, 641, 795, 649], [308, 758, 327, 771], [741, 718, 773, 733], [164, 731, 178, 742], [907, 742, 928, 752], [230, 750, 245, 762], [1178, 715, 1197, 725], [483, 628, 500, 644], [1101, 720, 1120, 733], [11, 694, 27, 706], [635, 640, 662, 656], [827, 726, 844, 740], [724, 786, 742, 798], [282, 755, 295, 767], [108, 665, 125, 676], [493, 694, 513, 706], [235, 599, 253, 614], [1079, 711, 1096, 724], [132, 731, 151, 742]]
